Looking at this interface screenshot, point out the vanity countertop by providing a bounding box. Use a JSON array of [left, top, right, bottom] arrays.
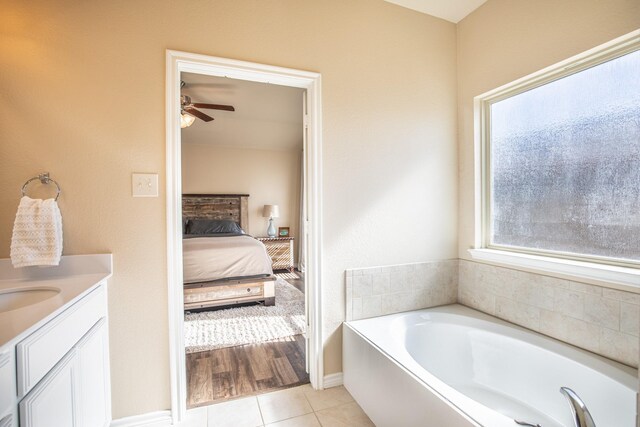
[[0, 254, 112, 349]]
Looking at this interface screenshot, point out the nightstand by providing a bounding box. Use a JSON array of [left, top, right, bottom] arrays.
[[257, 236, 294, 271]]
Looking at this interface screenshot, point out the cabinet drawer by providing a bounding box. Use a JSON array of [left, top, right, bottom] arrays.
[[16, 284, 106, 398], [0, 351, 15, 418], [184, 283, 263, 304]]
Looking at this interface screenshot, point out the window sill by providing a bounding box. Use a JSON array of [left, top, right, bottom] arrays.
[[468, 248, 640, 291]]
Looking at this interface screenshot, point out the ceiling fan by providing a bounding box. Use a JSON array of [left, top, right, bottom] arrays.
[[180, 81, 235, 128]]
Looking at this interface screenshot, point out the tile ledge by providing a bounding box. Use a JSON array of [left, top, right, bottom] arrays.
[[469, 249, 640, 293]]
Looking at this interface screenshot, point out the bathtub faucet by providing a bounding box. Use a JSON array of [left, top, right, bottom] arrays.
[[559, 387, 596, 427], [514, 420, 541, 427]]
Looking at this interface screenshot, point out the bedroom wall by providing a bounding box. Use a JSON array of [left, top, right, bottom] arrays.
[[0, 0, 457, 419], [181, 143, 302, 259]]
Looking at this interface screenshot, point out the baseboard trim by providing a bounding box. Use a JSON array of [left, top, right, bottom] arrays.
[[323, 372, 343, 388], [110, 410, 172, 427], [111, 375, 343, 426]]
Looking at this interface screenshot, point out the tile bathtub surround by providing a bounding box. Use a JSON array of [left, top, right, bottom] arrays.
[[204, 384, 374, 427], [459, 259, 640, 367], [345, 259, 639, 367], [345, 260, 458, 321]]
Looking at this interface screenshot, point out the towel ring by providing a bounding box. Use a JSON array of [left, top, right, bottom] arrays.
[[21, 172, 61, 201]]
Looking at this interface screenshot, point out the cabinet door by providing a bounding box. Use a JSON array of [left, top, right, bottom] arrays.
[[76, 319, 110, 427], [0, 350, 15, 418], [19, 350, 77, 427], [0, 414, 15, 427]]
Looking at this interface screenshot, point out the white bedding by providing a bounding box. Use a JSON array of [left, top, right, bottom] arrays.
[[182, 235, 273, 284]]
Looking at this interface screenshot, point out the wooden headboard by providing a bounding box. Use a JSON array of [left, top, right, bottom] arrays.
[[182, 194, 249, 231]]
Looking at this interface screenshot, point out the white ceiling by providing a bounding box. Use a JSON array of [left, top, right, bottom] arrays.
[[181, 72, 304, 151], [384, 0, 487, 23]]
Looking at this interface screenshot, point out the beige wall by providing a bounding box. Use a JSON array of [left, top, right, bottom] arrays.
[[0, 0, 457, 418], [457, 0, 640, 261], [182, 144, 301, 258]]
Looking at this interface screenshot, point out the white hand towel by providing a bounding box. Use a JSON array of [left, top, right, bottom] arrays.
[[10, 196, 63, 268]]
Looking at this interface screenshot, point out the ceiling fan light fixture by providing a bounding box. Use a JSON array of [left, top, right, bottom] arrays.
[[180, 111, 196, 128]]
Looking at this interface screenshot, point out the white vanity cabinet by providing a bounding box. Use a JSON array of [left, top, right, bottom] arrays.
[[19, 318, 110, 427], [0, 255, 112, 427], [17, 283, 111, 427]]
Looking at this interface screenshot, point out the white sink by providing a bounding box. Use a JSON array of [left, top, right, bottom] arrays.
[[0, 287, 61, 313]]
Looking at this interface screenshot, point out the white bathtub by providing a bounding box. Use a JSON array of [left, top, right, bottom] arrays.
[[343, 304, 637, 427]]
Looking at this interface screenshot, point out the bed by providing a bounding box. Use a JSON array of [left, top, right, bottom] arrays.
[[182, 194, 276, 310]]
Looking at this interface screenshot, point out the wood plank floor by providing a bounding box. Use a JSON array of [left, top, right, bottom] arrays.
[[186, 271, 307, 407], [186, 334, 309, 408]]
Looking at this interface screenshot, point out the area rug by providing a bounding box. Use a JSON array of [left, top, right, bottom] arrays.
[[184, 277, 305, 353]]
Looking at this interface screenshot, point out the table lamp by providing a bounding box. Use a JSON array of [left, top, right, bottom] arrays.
[[262, 204, 280, 237]]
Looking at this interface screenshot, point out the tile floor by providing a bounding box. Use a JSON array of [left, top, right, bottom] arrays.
[[181, 384, 375, 427]]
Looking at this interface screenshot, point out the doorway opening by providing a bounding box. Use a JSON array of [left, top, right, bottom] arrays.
[[180, 74, 307, 407], [166, 51, 323, 423]]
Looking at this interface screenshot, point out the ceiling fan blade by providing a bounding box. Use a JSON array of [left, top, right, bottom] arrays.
[[192, 103, 235, 112], [184, 107, 214, 122]]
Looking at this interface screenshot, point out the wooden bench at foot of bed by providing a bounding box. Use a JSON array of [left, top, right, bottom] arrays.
[[183, 275, 276, 310]]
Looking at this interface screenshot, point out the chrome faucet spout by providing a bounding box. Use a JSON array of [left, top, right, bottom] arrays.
[[514, 420, 542, 427], [560, 387, 596, 427]]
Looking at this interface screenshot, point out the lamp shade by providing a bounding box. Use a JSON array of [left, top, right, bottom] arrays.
[[262, 204, 280, 218]]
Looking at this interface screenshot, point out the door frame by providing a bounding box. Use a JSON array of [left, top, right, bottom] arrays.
[[165, 50, 323, 423]]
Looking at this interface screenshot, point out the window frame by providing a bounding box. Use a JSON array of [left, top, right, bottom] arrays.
[[471, 30, 640, 289]]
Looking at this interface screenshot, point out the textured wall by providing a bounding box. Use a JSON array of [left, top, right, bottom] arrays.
[[0, 0, 457, 418]]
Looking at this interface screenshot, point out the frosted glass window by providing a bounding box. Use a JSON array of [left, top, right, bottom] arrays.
[[489, 50, 640, 262]]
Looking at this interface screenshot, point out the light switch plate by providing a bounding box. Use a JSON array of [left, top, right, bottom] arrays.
[[132, 173, 158, 197]]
